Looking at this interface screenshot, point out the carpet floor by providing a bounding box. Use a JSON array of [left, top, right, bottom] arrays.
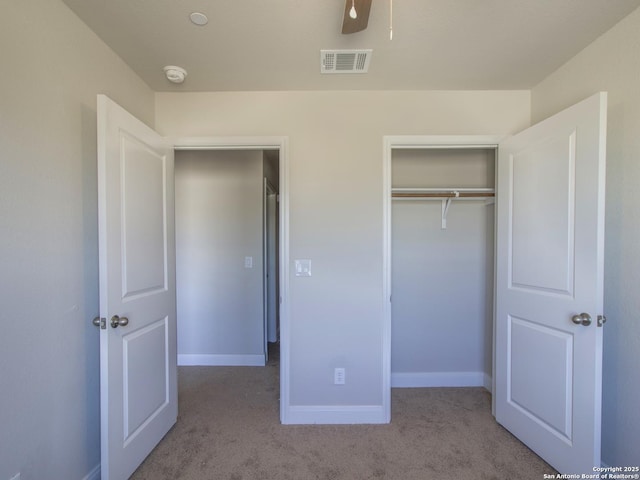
[[131, 348, 555, 480]]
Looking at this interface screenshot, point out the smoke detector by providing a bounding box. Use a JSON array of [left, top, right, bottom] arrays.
[[321, 49, 372, 74], [163, 65, 187, 84], [189, 12, 209, 26]]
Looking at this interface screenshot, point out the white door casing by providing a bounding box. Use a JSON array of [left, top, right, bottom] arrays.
[[97, 95, 177, 479], [382, 135, 504, 424], [495, 93, 606, 473]]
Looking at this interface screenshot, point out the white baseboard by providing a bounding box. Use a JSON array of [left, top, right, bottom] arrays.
[[283, 405, 387, 425], [178, 354, 265, 366], [392, 371, 492, 390], [82, 464, 101, 480]]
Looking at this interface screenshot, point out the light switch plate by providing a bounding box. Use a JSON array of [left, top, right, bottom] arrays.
[[295, 259, 312, 277], [244, 256, 253, 268]]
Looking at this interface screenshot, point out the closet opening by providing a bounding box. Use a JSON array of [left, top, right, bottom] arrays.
[[174, 148, 281, 368], [383, 137, 502, 420]]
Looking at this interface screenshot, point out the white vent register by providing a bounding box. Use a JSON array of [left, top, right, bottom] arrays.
[[321, 49, 372, 74]]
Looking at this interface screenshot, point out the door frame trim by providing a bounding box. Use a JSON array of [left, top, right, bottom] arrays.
[[382, 135, 504, 422], [169, 135, 291, 424]]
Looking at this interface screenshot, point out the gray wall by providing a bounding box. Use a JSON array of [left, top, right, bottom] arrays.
[[531, 6, 640, 467], [0, 1, 155, 479], [391, 149, 495, 385], [155, 91, 531, 410], [175, 150, 265, 363]]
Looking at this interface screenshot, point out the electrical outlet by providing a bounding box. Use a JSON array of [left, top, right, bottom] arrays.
[[334, 367, 346, 385]]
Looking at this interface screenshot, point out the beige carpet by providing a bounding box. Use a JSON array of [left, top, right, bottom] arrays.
[[131, 348, 555, 480]]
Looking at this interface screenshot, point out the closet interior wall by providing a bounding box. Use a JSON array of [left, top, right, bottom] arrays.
[[391, 148, 496, 389]]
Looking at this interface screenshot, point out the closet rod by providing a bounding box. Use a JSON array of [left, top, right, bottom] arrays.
[[392, 192, 494, 198]]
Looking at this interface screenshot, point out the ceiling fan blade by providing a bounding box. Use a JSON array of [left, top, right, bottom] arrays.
[[341, 0, 372, 34]]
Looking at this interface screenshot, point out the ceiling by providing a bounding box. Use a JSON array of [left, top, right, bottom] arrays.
[[61, 0, 640, 92]]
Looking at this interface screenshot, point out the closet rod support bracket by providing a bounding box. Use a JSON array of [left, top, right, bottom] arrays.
[[441, 191, 458, 229]]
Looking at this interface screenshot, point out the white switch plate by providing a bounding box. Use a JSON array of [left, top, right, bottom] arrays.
[[244, 256, 253, 268], [334, 367, 346, 385], [295, 259, 312, 277]]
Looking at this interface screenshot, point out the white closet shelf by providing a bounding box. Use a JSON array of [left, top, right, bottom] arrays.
[[391, 188, 495, 229]]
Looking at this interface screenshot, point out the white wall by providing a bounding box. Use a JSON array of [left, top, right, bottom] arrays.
[[175, 150, 265, 365], [531, 6, 640, 467], [156, 91, 530, 413], [391, 149, 495, 388], [0, 1, 155, 479]]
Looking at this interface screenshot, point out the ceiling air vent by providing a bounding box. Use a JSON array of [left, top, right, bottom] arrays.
[[321, 49, 372, 74]]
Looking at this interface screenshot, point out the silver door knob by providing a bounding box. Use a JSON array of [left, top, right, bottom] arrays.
[[110, 315, 129, 328], [571, 313, 592, 326]]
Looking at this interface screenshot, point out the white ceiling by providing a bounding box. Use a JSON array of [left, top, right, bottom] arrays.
[[61, 0, 640, 92]]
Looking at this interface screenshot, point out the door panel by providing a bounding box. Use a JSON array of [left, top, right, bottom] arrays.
[[98, 95, 177, 480], [121, 134, 167, 297], [496, 92, 606, 474], [509, 316, 573, 441], [123, 318, 169, 441], [510, 133, 575, 295]]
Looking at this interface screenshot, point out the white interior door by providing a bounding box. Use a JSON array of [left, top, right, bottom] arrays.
[[266, 185, 278, 344], [495, 92, 606, 474], [97, 95, 177, 479]]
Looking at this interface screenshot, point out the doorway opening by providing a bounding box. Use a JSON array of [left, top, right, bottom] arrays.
[[390, 146, 496, 388], [171, 137, 290, 423], [174, 148, 280, 366], [382, 136, 503, 420]]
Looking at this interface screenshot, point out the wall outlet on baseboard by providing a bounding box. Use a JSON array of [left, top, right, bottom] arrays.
[[9, 473, 21, 480], [334, 367, 346, 385]]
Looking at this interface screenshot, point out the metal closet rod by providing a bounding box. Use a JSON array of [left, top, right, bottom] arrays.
[[392, 192, 495, 198], [391, 188, 495, 199]]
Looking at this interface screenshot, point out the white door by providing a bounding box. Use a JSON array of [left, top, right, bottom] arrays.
[[97, 95, 177, 479], [495, 92, 606, 474], [266, 185, 278, 344]]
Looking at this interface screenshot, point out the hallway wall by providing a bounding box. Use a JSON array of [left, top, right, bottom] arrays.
[[175, 150, 265, 365]]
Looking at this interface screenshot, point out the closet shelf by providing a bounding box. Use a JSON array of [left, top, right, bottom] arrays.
[[391, 188, 495, 229]]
